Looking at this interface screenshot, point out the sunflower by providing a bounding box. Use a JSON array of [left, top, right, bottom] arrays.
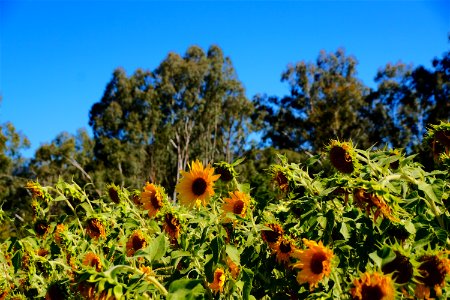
[[381, 251, 413, 284], [86, 218, 106, 240], [327, 140, 359, 174], [415, 254, 450, 298], [0, 290, 8, 300], [140, 183, 164, 217], [162, 213, 181, 242], [268, 164, 290, 193], [34, 220, 50, 237], [227, 257, 240, 279], [214, 162, 234, 182], [221, 191, 250, 222], [274, 238, 296, 264], [82, 252, 102, 272], [353, 188, 397, 222], [37, 248, 49, 257], [26, 181, 44, 199], [292, 239, 334, 290], [350, 272, 395, 300], [261, 223, 284, 249], [54, 223, 65, 245], [175, 160, 220, 208], [139, 266, 154, 276], [45, 281, 68, 300], [209, 268, 226, 294], [107, 184, 121, 204], [126, 230, 147, 257]]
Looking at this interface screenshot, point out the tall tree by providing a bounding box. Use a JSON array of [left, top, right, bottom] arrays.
[[256, 49, 370, 152], [0, 121, 30, 211], [89, 45, 254, 199], [29, 129, 95, 189]]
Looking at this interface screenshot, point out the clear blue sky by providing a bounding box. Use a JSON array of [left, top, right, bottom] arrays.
[[1, 0, 449, 157]]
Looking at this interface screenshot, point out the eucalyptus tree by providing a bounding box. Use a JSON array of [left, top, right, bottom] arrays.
[[256, 49, 371, 152]]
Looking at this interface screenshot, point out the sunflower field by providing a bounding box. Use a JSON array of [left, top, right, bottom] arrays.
[[0, 122, 449, 300]]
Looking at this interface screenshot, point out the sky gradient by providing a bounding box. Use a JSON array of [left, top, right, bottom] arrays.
[[1, 0, 449, 157]]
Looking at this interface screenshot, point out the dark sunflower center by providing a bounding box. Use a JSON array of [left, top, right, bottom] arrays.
[[360, 285, 384, 300], [47, 283, 67, 300], [262, 225, 283, 243], [150, 194, 162, 209], [382, 252, 413, 284], [165, 213, 180, 231], [310, 252, 327, 275], [132, 236, 146, 251], [108, 187, 120, 203], [233, 200, 245, 215], [275, 172, 288, 191], [330, 146, 354, 173], [279, 240, 292, 253], [88, 220, 101, 235], [192, 178, 207, 196], [418, 255, 447, 286], [216, 166, 233, 182], [35, 222, 49, 236]]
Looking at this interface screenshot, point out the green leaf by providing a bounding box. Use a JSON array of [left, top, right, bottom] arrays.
[[204, 254, 214, 283], [147, 234, 167, 262], [171, 250, 191, 259], [167, 279, 205, 300], [242, 267, 254, 300], [113, 285, 123, 299], [226, 245, 240, 264], [339, 223, 350, 240], [210, 236, 223, 263], [12, 249, 22, 273], [323, 209, 335, 244], [418, 182, 439, 203]]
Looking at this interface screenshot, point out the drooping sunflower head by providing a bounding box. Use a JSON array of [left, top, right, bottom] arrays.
[[221, 191, 251, 222], [327, 140, 359, 174], [45, 281, 69, 300], [54, 223, 66, 245], [82, 252, 102, 272], [268, 164, 290, 193], [381, 251, 413, 285], [175, 160, 220, 208], [107, 183, 121, 204], [140, 183, 165, 218], [85, 218, 106, 240], [214, 161, 237, 183], [162, 212, 181, 242], [34, 220, 50, 238], [424, 121, 450, 161], [209, 268, 226, 294], [261, 223, 284, 247], [37, 248, 49, 257], [227, 257, 240, 279], [26, 181, 45, 199], [350, 272, 395, 300], [126, 230, 147, 257], [292, 239, 334, 290], [352, 187, 397, 222], [130, 189, 141, 205], [416, 253, 450, 297], [274, 238, 296, 264]]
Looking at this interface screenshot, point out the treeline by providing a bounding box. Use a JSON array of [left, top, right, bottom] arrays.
[[1, 42, 449, 217]]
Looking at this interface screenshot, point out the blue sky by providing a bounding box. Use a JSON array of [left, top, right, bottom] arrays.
[[1, 0, 449, 157]]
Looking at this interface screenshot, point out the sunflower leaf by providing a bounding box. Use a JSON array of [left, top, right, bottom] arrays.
[[147, 234, 167, 262], [226, 245, 240, 264]]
